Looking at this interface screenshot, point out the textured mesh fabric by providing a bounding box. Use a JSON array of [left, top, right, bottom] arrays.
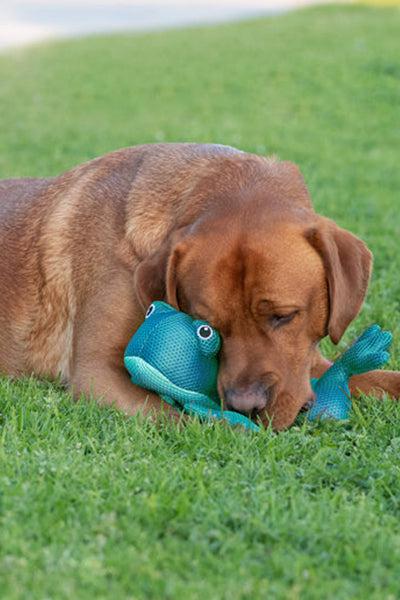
[[125, 302, 219, 397], [308, 325, 392, 421], [124, 302, 259, 431], [125, 356, 219, 408]]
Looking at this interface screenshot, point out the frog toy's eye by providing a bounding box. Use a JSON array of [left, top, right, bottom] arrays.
[[144, 301, 178, 321], [196, 324, 214, 340], [193, 320, 221, 356], [145, 303, 155, 319]]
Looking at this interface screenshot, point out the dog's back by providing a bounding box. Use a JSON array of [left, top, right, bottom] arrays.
[[0, 178, 52, 374], [0, 144, 248, 379]]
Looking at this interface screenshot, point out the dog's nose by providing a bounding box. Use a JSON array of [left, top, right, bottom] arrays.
[[224, 383, 273, 415], [301, 392, 316, 412]]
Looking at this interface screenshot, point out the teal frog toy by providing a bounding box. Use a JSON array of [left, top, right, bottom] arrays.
[[124, 301, 260, 431], [124, 302, 392, 430]]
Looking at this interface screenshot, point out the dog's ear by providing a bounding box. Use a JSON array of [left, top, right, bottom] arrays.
[[134, 228, 189, 310], [305, 218, 373, 344]]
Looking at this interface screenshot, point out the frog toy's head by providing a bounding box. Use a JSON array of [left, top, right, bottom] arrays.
[[124, 301, 221, 405]]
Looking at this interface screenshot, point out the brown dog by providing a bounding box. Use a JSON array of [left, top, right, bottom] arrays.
[[1, 143, 399, 429]]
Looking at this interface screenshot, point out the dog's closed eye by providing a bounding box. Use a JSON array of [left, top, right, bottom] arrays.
[[269, 311, 299, 328]]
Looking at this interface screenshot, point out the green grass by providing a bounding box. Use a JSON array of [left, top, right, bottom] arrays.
[[1, 4, 400, 598]]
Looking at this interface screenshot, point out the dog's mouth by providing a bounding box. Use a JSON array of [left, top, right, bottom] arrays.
[[251, 388, 316, 429], [218, 372, 316, 428]]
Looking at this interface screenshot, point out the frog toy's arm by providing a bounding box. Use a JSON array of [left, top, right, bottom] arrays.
[[160, 393, 260, 431], [308, 325, 392, 421]]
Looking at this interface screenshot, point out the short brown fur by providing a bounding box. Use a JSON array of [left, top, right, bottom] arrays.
[[1, 144, 399, 429]]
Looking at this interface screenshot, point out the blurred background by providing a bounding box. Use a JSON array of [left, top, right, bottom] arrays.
[[2, 0, 336, 49]]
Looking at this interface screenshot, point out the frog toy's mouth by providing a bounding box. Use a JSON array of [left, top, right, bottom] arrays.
[[124, 355, 260, 431]]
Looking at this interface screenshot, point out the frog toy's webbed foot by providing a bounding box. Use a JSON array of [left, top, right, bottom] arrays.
[[335, 324, 392, 376], [308, 325, 392, 421]]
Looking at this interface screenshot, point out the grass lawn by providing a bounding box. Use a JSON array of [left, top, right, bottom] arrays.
[[1, 4, 400, 598]]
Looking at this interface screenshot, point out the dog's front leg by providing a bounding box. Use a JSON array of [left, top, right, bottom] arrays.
[[349, 370, 400, 399], [311, 349, 400, 399], [68, 269, 181, 420], [70, 361, 178, 418]]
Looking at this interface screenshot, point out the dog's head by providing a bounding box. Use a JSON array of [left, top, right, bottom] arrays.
[[134, 169, 372, 429]]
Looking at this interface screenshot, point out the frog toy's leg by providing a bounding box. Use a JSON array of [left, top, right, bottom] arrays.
[[161, 394, 260, 431], [308, 325, 392, 421]]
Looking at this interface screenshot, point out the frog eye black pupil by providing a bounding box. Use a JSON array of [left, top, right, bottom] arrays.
[[146, 304, 155, 318], [198, 325, 212, 339]]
